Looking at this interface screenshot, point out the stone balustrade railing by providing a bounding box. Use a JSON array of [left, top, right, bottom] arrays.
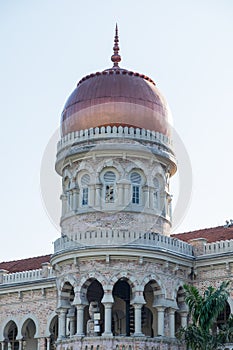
[[54, 230, 194, 257], [0, 267, 55, 286], [203, 239, 233, 255], [57, 125, 173, 153]]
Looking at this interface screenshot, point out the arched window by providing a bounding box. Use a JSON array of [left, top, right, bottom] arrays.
[[81, 174, 90, 206], [103, 171, 116, 203], [130, 172, 142, 204]]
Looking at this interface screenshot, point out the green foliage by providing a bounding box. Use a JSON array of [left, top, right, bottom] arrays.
[[177, 281, 231, 350]]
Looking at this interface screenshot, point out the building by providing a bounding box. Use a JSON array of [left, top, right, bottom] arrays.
[[0, 26, 233, 350]]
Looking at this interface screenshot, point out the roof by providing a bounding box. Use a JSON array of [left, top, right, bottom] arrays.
[[0, 254, 51, 273], [172, 225, 233, 243]]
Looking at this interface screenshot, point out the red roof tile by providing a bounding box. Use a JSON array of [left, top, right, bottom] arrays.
[[0, 254, 51, 273], [172, 225, 233, 243]]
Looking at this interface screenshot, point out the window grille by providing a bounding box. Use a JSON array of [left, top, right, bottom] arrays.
[[104, 171, 116, 203]]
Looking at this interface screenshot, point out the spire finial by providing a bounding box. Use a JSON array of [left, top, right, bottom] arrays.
[[111, 23, 121, 68]]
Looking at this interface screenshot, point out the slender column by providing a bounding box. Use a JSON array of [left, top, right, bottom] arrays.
[[72, 188, 79, 211], [95, 184, 102, 207], [143, 186, 150, 209], [133, 304, 144, 336], [168, 308, 176, 338], [180, 311, 188, 328], [149, 186, 154, 209], [60, 194, 67, 216], [76, 304, 85, 336], [124, 182, 131, 206], [17, 341, 23, 350], [37, 339, 40, 350], [157, 307, 165, 336], [89, 184, 95, 208], [58, 308, 67, 339], [69, 316, 76, 336], [46, 338, 50, 350], [117, 183, 124, 207], [68, 190, 73, 211], [102, 302, 113, 336]]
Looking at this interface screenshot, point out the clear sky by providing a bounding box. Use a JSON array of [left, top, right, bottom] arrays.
[[1, 0, 233, 262]]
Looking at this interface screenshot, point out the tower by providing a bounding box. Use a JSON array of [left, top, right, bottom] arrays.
[[52, 26, 191, 349]]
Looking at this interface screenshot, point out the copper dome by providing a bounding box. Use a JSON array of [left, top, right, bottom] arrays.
[[61, 27, 172, 138]]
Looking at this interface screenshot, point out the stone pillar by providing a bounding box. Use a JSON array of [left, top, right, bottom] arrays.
[[168, 308, 176, 338], [180, 311, 188, 328], [46, 338, 50, 350], [143, 185, 150, 209], [133, 304, 144, 336], [72, 188, 79, 211], [102, 303, 113, 336], [89, 184, 95, 208], [57, 308, 67, 339], [67, 306, 76, 337], [123, 182, 131, 206], [68, 190, 72, 211], [60, 194, 67, 216], [95, 183, 102, 207], [117, 183, 124, 207], [69, 316, 76, 336], [157, 307, 165, 336], [149, 186, 154, 209], [76, 304, 85, 336]]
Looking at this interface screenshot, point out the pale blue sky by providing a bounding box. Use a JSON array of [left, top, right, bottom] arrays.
[[1, 0, 233, 261]]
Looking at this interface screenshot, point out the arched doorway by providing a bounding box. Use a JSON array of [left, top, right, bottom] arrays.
[[83, 279, 104, 336], [49, 315, 58, 349], [3, 321, 19, 350], [21, 319, 37, 349], [112, 279, 133, 336], [175, 286, 187, 334], [143, 280, 163, 337], [60, 281, 77, 337]]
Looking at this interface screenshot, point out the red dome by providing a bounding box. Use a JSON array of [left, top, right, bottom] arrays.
[[61, 68, 172, 138]]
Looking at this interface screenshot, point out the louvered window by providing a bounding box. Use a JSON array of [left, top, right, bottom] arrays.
[[104, 171, 116, 203], [130, 172, 141, 204], [81, 174, 90, 206]]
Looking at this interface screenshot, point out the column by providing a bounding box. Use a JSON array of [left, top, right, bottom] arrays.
[[95, 184, 102, 207], [123, 182, 131, 206], [102, 303, 113, 336], [58, 308, 67, 339], [157, 307, 165, 336], [149, 186, 154, 209], [68, 190, 73, 212], [46, 338, 51, 350], [72, 188, 79, 211], [61, 194, 67, 216], [133, 304, 144, 336], [17, 341, 23, 350], [143, 186, 150, 209], [69, 316, 76, 336], [88, 184, 95, 208], [76, 304, 85, 336], [168, 308, 176, 338], [180, 311, 188, 328], [117, 183, 124, 207]]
